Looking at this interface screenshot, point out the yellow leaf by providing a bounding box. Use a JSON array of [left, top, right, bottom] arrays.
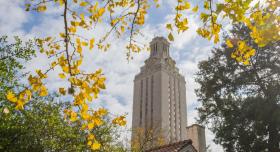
[[59, 33, 66, 38], [80, 13, 85, 20], [39, 86, 48, 97], [59, 88, 66, 95], [71, 21, 76, 27], [192, 5, 198, 12], [62, 65, 69, 73], [77, 46, 82, 54], [184, 1, 190, 9], [243, 60, 250, 65], [176, 5, 184, 11], [231, 52, 236, 58], [15, 101, 24, 110], [54, 44, 60, 50], [81, 104, 88, 112], [70, 111, 77, 122], [87, 141, 92, 146], [214, 34, 219, 44], [88, 123, 95, 129], [88, 134, 95, 140], [80, 1, 88, 7], [81, 41, 88, 46], [37, 5, 47, 12], [204, 1, 209, 9], [120, 26, 125, 32], [168, 32, 174, 41], [76, 38, 81, 44], [89, 38, 95, 50], [87, 95, 92, 101], [59, 73, 66, 79], [81, 112, 90, 120], [226, 39, 233, 48], [58, 0, 64, 6], [76, 59, 82, 66], [249, 49, 256, 56], [91, 141, 101, 150], [238, 41, 245, 50], [45, 37, 52, 41], [51, 61, 57, 68], [166, 24, 172, 31], [96, 108, 108, 116], [94, 118, 103, 126], [6, 91, 17, 103], [112, 115, 127, 126], [25, 89, 32, 101], [32, 84, 40, 92], [36, 69, 47, 78], [98, 8, 105, 16], [69, 26, 76, 33]]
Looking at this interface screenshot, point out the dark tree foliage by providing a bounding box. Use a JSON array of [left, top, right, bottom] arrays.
[[196, 24, 280, 152]]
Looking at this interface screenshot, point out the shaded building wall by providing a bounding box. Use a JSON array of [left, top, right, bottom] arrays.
[[186, 124, 206, 152]]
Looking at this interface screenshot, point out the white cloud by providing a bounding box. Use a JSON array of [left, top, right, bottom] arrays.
[[0, 0, 27, 36]]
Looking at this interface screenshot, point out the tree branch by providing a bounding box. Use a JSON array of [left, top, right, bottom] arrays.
[[63, 0, 72, 75]]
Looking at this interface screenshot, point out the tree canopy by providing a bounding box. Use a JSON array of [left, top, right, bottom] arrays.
[[196, 24, 280, 151]]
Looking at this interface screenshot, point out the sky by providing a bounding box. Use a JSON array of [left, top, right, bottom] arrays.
[[0, 0, 224, 151]]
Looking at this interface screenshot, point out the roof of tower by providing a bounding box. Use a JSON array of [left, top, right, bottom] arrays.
[[150, 36, 170, 46]]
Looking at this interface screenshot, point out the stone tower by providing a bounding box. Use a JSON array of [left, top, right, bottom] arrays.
[[131, 37, 188, 146], [186, 124, 206, 152]]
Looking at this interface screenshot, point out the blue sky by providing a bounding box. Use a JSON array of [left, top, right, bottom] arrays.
[[0, 0, 223, 151]]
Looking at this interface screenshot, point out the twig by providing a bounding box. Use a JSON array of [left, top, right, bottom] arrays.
[[128, 0, 141, 59], [63, 0, 72, 75]]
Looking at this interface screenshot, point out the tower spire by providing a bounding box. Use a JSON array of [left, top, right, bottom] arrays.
[[150, 36, 170, 58]]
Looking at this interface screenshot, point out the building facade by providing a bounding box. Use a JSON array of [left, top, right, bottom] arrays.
[[132, 37, 188, 145], [131, 36, 206, 152], [186, 124, 206, 152]]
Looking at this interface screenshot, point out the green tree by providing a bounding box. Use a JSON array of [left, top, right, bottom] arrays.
[[0, 36, 35, 100], [0, 97, 88, 151], [1, 96, 126, 151], [0, 36, 125, 151], [196, 24, 280, 152]]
